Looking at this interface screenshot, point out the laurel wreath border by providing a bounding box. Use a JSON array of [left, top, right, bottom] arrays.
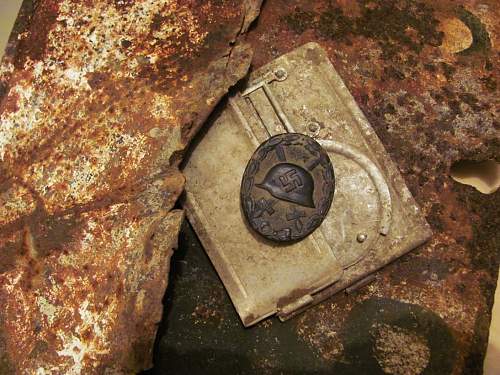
[[241, 133, 335, 242]]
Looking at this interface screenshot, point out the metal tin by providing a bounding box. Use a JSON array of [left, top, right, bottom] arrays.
[[183, 43, 431, 326]]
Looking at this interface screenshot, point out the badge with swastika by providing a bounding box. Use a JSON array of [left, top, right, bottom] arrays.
[[241, 133, 335, 242]]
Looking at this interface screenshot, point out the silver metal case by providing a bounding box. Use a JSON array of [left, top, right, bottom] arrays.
[[183, 43, 431, 326]]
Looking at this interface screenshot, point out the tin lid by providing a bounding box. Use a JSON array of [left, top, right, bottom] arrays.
[[183, 43, 431, 326]]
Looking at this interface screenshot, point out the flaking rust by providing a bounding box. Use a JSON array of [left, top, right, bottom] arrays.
[[0, 0, 262, 373], [243, 0, 499, 373]]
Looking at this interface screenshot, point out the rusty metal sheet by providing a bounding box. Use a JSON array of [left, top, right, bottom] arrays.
[[241, 0, 499, 373], [0, 0, 262, 373], [150, 1, 498, 374]]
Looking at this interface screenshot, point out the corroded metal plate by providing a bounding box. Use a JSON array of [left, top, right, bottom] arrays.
[[241, 133, 335, 242], [0, 0, 262, 372], [183, 43, 431, 326]]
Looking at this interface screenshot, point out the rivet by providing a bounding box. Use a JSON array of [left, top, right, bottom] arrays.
[[274, 68, 287, 81], [357, 233, 367, 243], [308, 121, 321, 136]]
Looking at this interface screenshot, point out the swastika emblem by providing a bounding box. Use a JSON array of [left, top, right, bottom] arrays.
[[279, 169, 303, 192], [242, 133, 335, 242]]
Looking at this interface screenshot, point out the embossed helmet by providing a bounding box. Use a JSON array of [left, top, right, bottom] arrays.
[[256, 163, 315, 208]]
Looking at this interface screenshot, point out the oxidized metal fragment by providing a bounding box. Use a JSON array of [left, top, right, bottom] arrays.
[[0, 0, 262, 373], [241, 133, 335, 242]]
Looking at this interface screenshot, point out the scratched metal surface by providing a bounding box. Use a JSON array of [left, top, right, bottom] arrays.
[[0, 0, 261, 373], [151, 1, 499, 374]]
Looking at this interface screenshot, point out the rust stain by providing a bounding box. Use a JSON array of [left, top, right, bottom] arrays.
[[0, 0, 262, 373], [245, 0, 499, 372]]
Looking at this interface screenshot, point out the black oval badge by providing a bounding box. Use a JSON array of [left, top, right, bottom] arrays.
[[241, 133, 335, 242]]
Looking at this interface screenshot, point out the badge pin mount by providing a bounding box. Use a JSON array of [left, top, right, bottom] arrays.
[[241, 133, 335, 242]]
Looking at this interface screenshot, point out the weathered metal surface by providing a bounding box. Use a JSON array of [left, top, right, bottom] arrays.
[[152, 0, 499, 374], [246, 1, 499, 372], [183, 98, 343, 326], [183, 43, 430, 327], [241, 133, 335, 242], [0, 0, 262, 373], [259, 2, 499, 373]]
